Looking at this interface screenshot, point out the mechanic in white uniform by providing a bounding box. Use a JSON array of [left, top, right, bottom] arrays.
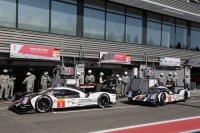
[[85, 70, 95, 84], [158, 73, 164, 86], [41, 71, 51, 91], [0, 69, 9, 100]]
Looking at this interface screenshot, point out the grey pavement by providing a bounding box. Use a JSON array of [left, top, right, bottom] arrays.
[[0, 95, 199, 133]]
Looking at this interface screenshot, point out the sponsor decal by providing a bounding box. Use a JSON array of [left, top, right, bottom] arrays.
[[10, 44, 60, 60], [159, 57, 181, 67], [57, 99, 65, 108], [100, 52, 131, 64], [168, 96, 172, 102]]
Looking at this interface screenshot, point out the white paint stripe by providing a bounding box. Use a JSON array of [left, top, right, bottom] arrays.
[[181, 129, 200, 133], [90, 116, 200, 133], [52, 105, 138, 114], [0, 102, 11, 105], [187, 100, 200, 103], [141, 0, 200, 17], [0, 107, 8, 110]]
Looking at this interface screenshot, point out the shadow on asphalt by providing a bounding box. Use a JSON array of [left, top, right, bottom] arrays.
[[176, 103, 200, 109], [120, 100, 157, 107]]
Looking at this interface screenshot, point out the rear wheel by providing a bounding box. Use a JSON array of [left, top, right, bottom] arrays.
[[183, 92, 188, 102], [35, 95, 52, 113], [98, 94, 110, 108], [159, 93, 166, 106]]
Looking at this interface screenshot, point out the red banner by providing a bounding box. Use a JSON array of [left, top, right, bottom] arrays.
[[100, 52, 131, 64], [10, 44, 60, 60]]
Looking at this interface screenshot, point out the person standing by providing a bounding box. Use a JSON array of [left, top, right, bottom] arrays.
[[115, 74, 120, 97], [8, 72, 16, 98], [85, 70, 95, 84], [0, 69, 9, 100], [76, 72, 81, 89], [122, 71, 130, 97], [166, 72, 173, 84], [107, 74, 117, 93], [171, 72, 178, 93], [96, 72, 105, 92], [183, 73, 190, 90], [40, 71, 51, 91], [22, 72, 35, 93], [158, 73, 164, 86]]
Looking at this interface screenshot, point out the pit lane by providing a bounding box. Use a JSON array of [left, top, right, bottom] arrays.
[[0, 96, 199, 133]]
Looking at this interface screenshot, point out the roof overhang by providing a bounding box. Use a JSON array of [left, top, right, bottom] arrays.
[[109, 0, 200, 23]]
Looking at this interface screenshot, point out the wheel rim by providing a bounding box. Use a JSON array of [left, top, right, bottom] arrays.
[[99, 95, 109, 107], [37, 97, 51, 112]]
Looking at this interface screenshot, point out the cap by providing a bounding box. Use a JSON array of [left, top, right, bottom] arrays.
[[116, 74, 119, 78], [27, 72, 31, 76], [174, 72, 177, 76], [124, 71, 128, 75], [186, 73, 189, 76], [160, 73, 164, 76], [118, 77, 122, 81], [100, 72, 104, 76], [77, 72, 81, 76], [3, 69, 8, 73], [44, 71, 48, 75], [169, 72, 172, 75], [88, 70, 92, 74]]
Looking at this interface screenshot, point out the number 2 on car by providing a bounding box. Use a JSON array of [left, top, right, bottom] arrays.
[[57, 99, 65, 108]]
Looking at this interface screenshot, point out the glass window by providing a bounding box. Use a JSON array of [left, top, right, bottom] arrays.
[[162, 24, 175, 48], [126, 7, 142, 18], [106, 13, 125, 42], [191, 30, 200, 51], [107, 2, 125, 15], [176, 19, 187, 27], [175, 27, 187, 49], [162, 16, 175, 25], [0, 0, 16, 28], [147, 12, 161, 22], [51, 1, 77, 35], [18, 0, 49, 32], [84, 8, 105, 39], [59, 0, 77, 4], [191, 22, 200, 30], [84, 0, 105, 10], [126, 17, 142, 44], [147, 21, 161, 46]]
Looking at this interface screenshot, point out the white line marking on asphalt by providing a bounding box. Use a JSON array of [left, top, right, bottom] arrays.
[[52, 105, 138, 114], [90, 116, 200, 133], [0, 107, 8, 110], [187, 100, 200, 103]]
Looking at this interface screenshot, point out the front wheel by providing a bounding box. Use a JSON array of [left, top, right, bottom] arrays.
[[98, 94, 110, 108], [35, 95, 52, 113], [183, 92, 188, 102], [159, 93, 166, 106]]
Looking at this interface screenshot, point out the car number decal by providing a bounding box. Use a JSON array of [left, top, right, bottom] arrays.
[[57, 99, 65, 108], [168, 96, 172, 102]]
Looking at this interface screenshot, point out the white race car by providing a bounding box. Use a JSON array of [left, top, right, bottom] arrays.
[[10, 86, 116, 113], [128, 85, 190, 106]]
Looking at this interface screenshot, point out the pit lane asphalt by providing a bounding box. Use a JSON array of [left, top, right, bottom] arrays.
[[0, 96, 199, 133]]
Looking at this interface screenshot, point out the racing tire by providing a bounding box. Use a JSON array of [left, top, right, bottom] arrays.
[[98, 94, 110, 108], [183, 91, 188, 102], [35, 95, 52, 113], [159, 93, 166, 106]]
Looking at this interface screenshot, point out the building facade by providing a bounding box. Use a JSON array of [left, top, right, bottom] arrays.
[[0, 0, 200, 91]]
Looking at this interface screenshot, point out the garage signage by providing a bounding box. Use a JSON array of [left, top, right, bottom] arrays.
[[100, 52, 131, 64], [10, 44, 60, 60], [159, 57, 181, 67]]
